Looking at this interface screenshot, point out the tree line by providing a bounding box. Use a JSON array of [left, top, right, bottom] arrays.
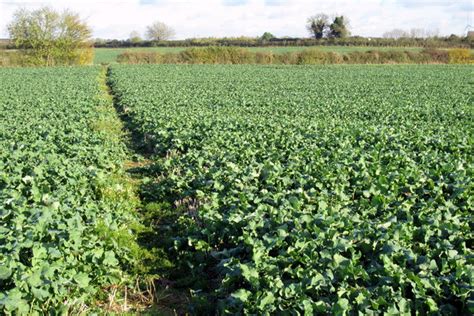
[[94, 36, 472, 50], [2, 7, 473, 67], [126, 13, 351, 42]]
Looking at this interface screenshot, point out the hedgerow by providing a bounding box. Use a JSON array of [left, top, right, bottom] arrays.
[[116, 47, 473, 65]]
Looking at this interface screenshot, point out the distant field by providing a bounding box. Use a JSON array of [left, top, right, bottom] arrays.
[[94, 46, 423, 64]]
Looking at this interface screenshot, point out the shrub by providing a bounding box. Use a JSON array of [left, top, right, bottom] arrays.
[[405, 50, 429, 63], [379, 50, 410, 64], [255, 51, 274, 64], [346, 51, 375, 64], [178, 46, 253, 64], [276, 52, 299, 64], [345, 50, 449, 64], [366, 50, 381, 63], [448, 48, 473, 64], [115, 48, 455, 65], [297, 49, 332, 64], [327, 51, 344, 64], [117, 51, 163, 64], [0, 50, 28, 67], [421, 48, 449, 63], [77, 47, 95, 65], [163, 52, 180, 64]]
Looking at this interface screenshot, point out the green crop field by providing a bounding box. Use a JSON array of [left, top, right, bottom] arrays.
[[1, 64, 473, 314], [107, 64, 473, 314], [0, 67, 141, 314], [94, 46, 424, 64]]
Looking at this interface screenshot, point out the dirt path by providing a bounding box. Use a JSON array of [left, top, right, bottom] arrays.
[[102, 65, 191, 315]]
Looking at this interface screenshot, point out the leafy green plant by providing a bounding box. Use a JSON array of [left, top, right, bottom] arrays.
[[108, 64, 473, 314], [0, 67, 142, 313]]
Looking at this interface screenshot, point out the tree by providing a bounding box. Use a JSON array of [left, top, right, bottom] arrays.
[[261, 32, 275, 42], [382, 29, 409, 39], [307, 14, 329, 39], [425, 29, 439, 38], [7, 7, 93, 66], [329, 16, 349, 38], [145, 21, 175, 41], [409, 28, 426, 38], [129, 31, 142, 44]]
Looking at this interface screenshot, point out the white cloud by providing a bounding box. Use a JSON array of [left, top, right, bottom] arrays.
[[0, 0, 472, 39]]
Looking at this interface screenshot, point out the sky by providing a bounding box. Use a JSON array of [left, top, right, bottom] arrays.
[[0, 0, 472, 39]]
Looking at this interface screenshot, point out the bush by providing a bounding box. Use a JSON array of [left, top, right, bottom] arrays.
[[448, 48, 473, 64], [379, 50, 410, 64], [345, 50, 449, 64], [115, 48, 456, 65], [327, 51, 344, 64], [178, 46, 253, 64], [276, 52, 299, 64], [77, 47, 95, 65], [163, 52, 180, 64], [0, 50, 28, 67], [346, 51, 377, 64], [421, 48, 449, 63], [297, 49, 332, 64], [405, 50, 430, 63], [255, 51, 274, 64], [117, 51, 163, 64]]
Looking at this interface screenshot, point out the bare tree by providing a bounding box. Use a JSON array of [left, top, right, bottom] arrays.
[[409, 28, 426, 38], [382, 29, 409, 39], [145, 21, 175, 41], [425, 28, 440, 38], [384, 28, 439, 39], [307, 14, 329, 39]]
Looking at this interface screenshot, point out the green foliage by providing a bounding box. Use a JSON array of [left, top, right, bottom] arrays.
[[260, 32, 275, 42], [115, 47, 457, 65], [0, 50, 28, 67], [129, 31, 143, 44], [421, 48, 450, 63], [329, 16, 350, 38], [94, 34, 473, 50], [7, 7, 93, 66], [178, 46, 253, 64], [0, 67, 141, 313], [94, 46, 431, 64], [108, 64, 473, 314], [117, 50, 164, 64], [307, 14, 350, 39], [296, 49, 343, 64]]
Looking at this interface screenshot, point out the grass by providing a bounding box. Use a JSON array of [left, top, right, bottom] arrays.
[[93, 46, 424, 64]]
